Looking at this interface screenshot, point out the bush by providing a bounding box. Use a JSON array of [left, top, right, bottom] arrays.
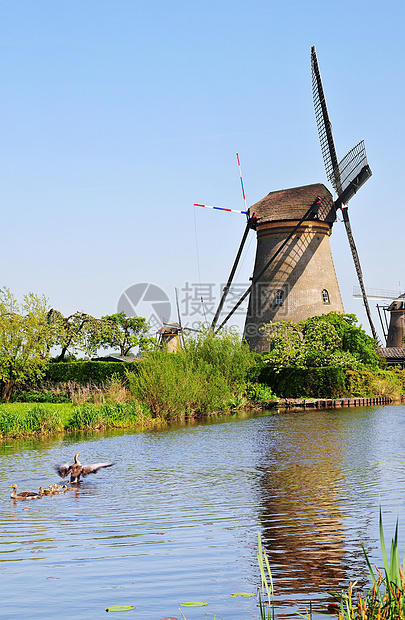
[[11, 389, 71, 403], [258, 366, 346, 398], [257, 366, 405, 399], [127, 328, 256, 418], [246, 382, 278, 404], [127, 349, 232, 417], [45, 361, 138, 385], [262, 313, 382, 373]]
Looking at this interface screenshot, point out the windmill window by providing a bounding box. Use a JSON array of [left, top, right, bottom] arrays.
[[275, 290, 284, 305], [322, 289, 330, 304]]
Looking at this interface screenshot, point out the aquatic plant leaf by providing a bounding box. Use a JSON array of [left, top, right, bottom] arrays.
[[180, 601, 208, 607], [105, 605, 135, 612], [230, 592, 255, 597]]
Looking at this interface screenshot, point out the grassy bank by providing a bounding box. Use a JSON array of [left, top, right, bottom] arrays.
[[0, 401, 157, 438]]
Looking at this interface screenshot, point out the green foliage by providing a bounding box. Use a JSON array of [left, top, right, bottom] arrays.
[[0, 288, 52, 401], [11, 389, 71, 403], [258, 366, 346, 398], [127, 348, 231, 417], [45, 360, 138, 385], [0, 400, 150, 437], [183, 326, 254, 388], [0, 404, 63, 437], [345, 369, 403, 399], [127, 327, 255, 418], [98, 312, 154, 356], [64, 401, 145, 430], [258, 366, 404, 399], [263, 313, 381, 373], [246, 382, 278, 404], [335, 509, 405, 620], [257, 533, 275, 620]]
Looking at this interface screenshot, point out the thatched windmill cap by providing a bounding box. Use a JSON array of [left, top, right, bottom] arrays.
[[249, 183, 335, 225]]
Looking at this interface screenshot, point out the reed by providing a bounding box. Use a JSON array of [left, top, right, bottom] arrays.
[[335, 508, 405, 620], [64, 401, 148, 431], [0, 404, 64, 437], [257, 533, 275, 620]]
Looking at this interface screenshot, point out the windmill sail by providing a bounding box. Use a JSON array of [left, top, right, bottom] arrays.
[[311, 46, 341, 194], [311, 45, 379, 342]]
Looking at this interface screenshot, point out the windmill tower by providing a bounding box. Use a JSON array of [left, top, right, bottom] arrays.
[[385, 296, 405, 348], [243, 184, 344, 351]]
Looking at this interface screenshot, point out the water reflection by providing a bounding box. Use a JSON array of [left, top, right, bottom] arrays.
[[256, 408, 385, 613]]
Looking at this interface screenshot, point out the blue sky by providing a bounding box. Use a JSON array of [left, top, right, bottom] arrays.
[[0, 0, 403, 339]]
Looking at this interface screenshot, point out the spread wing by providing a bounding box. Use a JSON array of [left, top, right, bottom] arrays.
[[55, 463, 72, 478], [81, 462, 114, 476]]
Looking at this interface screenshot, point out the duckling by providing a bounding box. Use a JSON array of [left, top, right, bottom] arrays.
[[51, 485, 65, 495], [39, 486, 53, 496], [9, 484, 40, 500], [55, 452, 114, 483], [52, 483, 64, 491]]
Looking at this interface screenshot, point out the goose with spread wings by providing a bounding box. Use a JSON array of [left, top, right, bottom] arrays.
[[55, 452, 114, 483]]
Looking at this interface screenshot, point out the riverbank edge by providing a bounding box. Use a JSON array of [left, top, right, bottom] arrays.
[[269, 394, 405, 411], [1, 395, 403, 441]]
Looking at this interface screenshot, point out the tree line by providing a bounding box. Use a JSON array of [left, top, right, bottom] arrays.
[[0, 287, 153, 401]]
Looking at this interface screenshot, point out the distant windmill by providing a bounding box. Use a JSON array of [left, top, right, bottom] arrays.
[[353, 286, 405, 347]]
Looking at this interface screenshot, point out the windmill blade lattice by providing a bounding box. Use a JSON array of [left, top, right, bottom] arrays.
[[311, 46, 341, 194], [311, 45, 379, 342]]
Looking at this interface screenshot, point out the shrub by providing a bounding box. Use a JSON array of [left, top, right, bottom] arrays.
[[11, 389, 71, 403], [45, 361, 138, 385], [127, 327, 256, 418], [262, 313, 382, 373]]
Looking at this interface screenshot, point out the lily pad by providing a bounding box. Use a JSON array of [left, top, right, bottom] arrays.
[[105, 605, 135, 612], [180, 601, 208, 607], [230, 592, 255, 597]]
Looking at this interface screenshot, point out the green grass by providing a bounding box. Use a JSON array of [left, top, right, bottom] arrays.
[[0, 401, 153, 438]]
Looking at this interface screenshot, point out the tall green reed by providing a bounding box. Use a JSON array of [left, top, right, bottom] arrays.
[[257, 533, 275, 620], [0, 404, 63, 437], [336, 508, 405, 620]]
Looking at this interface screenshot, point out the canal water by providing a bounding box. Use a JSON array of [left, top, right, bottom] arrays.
[[1, 405, 405, 619]]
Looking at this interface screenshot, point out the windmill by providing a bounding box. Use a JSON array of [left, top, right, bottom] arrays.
[[311, 45, 378, 341], [353, 286, 405, 347], [194, 47, 377, 352], [157, 288, 202, 351]]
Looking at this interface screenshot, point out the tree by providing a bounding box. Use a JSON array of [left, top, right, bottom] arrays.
[[97, 312, 153, 357], [263, 312, 381, 372], [0, 288, 51, 401], [49, 311, 107, 361]]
